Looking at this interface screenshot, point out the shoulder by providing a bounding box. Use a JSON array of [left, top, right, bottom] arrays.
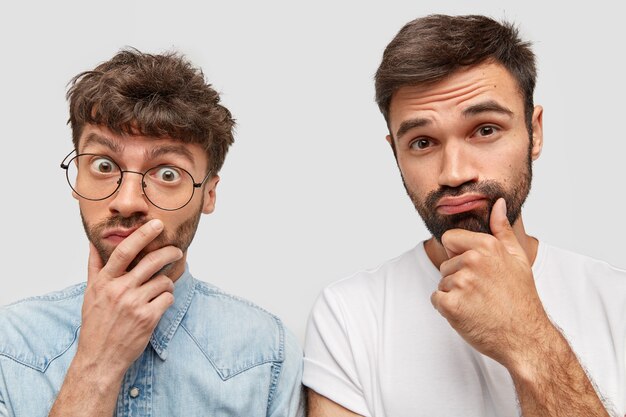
[[303, 248, 427, 416], [0, 283, 85, 371], [536, 242, 626, 317], [324, 245, 423, 298], [538, 242, 626, 286], [306, 244, 430, 351], [183, 279, 302, 379], [314, 244, 426, 317]]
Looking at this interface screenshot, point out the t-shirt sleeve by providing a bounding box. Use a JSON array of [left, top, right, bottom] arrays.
[[303, 287, 370, 417]]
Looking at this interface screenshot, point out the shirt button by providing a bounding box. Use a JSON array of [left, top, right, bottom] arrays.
[[129, 387, 140, 398]]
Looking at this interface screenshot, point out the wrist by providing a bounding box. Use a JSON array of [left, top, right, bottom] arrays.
[[50, 351, 126, 417], [69, 351, 127, 395], [504, 321, 570, 383]]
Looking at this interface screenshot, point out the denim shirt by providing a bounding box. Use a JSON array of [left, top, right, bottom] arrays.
[[0, 268, 303, 417]]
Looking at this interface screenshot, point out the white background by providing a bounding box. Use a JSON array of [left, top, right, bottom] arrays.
[[1, 0, 624, 343]]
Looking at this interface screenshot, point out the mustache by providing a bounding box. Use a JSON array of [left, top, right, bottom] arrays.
[[93, 213, 150, 232], [425, 181, 505, 208]]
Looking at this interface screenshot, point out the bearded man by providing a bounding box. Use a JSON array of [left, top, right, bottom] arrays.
[[303, 15, 626, 417], [0, 49, 302, 417]]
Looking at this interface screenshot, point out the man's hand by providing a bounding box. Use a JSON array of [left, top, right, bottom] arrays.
[[77, 219, 181, 379], [49, 219, 182, 417], [430, 198, 551, 368], [431, 198, 610, 416]]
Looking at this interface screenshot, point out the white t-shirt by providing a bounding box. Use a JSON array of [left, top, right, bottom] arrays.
[[303, 241, 626, 417]]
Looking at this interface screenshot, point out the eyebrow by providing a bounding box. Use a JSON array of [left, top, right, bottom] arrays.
[[82, 133, 123, 153], [394, 100, 514, 140], [396, 117, 432, 139], [462, 100, 514, 118], [147, 145, 196, 167], [82, 132, 196, 167]]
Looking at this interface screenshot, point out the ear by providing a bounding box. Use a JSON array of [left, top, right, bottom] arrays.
[[201, 175, 220, 214], [386, 134, 398, 159], [530, 105, 544, 161]]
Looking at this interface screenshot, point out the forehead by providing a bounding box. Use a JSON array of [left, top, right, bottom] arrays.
[[78, 124, 207, 167], [388, 62, 525, 136]]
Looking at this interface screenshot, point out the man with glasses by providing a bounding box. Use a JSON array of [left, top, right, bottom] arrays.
[[0, 49, 302, 417]]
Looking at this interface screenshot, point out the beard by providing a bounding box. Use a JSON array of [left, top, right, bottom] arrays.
[[403, 150, 532, 243], [81, 207, 202, 274]]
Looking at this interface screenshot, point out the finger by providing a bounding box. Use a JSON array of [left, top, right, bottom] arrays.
[[103, 219, 164, 277], [137, 274, 175, 303], [87, 242, 104, 281], [440, 255, 462, 278], [431, 290, 462, 321], [440, 249, 482, 278], [489, 198, 526, 260], [148, 291, 175, 317], [442, 243, 458, 260], [438, 275, 453, 292], [438, 270, 476, 293], [431, 290, 445, 312], [127, 246, 183, 286], [441, 228, 492, 258]]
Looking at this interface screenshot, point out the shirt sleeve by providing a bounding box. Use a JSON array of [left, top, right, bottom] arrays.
[[266, 326, 304, 417], [302, 287, 370, 416]]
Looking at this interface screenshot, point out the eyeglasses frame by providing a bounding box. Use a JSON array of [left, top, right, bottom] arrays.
[[60, 149, 212, 211]]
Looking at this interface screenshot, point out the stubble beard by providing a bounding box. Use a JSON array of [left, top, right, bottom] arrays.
[[403, 148, 533, 243], [81, 207, 202, 274]]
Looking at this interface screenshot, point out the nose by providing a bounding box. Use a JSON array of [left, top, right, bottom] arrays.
[[108, 172, 150, 217], [438, 141, 479, 188]]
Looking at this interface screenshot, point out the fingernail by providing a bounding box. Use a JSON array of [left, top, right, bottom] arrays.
[[500, 198, 507, 217], [151, 219, 164, 231]]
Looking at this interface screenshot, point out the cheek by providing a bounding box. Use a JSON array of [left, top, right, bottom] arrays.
[[78, 200, 107, 224], [157, 207, 195, 230], [398, 152, 438, 183], [397, 161, 437, 201], [481, 137, 529, 178], [503, 142, 530, 170]]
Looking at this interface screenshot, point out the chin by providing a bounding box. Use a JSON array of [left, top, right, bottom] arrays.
[[428, 211, 492, 243]]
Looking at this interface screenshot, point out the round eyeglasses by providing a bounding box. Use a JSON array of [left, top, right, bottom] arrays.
[[60, 151, 211, 211]]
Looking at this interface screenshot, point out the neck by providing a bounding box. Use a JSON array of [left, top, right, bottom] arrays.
[[424, 216, 538, 269], [164, 255, 188, 283]]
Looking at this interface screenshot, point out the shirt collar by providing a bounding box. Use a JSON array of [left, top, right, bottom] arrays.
[[149, 265, 196, 360]]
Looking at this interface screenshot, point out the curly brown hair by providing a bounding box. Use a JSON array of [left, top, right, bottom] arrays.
[[67, 48, 235, 174], [375, 15, 536, 134]]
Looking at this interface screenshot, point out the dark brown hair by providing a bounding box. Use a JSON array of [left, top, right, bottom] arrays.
[[375, 15, 536, 133], [67, 48, 235, 174]]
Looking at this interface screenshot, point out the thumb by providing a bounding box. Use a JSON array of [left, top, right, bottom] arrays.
[[490, 198, 525, 258], [87, 242, 104, 281]]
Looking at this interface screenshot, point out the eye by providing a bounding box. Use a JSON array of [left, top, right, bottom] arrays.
[[153, 167, 182, 183], [410, 138, 433, 150], [90, 157, 118, 174], [476, 125, 498, 137]]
